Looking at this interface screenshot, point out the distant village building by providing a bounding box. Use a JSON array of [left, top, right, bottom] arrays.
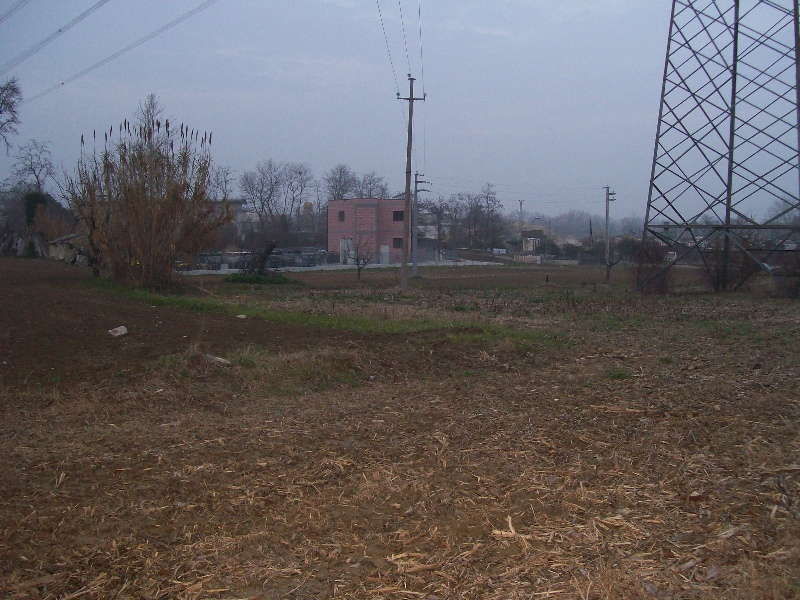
[[213, 198, 253, 241], [521, 229, 548, 253], [328, 197, 410, 265], [225, 199, 248, 233]]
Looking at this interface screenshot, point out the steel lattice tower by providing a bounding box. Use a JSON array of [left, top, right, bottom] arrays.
[[639, 0, 800, 291]]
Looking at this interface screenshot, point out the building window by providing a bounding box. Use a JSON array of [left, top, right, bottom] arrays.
[[393, 210, 404, 222], [337, 210, 345, 222], [393, 237, 403, 249]]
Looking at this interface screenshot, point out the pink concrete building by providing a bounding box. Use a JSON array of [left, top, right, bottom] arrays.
[[328, 197, 410, 265]]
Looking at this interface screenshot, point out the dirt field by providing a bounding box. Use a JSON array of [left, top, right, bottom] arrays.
[[1, 258, 798, 599]]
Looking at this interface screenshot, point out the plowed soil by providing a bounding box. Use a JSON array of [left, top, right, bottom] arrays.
[[1, 258, 798, 600], [0, 260, 364, 390]]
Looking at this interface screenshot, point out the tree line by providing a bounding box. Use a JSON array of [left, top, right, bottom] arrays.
[[235, 162, 393, 249], [1, 87, 656, 287]]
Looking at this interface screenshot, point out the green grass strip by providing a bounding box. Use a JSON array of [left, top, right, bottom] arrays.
[[87, 277, 462, 335], [86, 277, 560, 345]]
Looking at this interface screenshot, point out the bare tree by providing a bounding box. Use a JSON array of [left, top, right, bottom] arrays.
[[605, 252, 622, 284], [767, 198, 800, 227], [461, 192, 483, 248], [239, 160, 314, 245], [480, 183, 501, 247], [448, 194, 467, 248], [420, 195, 451, 254], [348, 236, 374, 281], [13, 140, 55, 193], [323, 164, 358, 202], [64, 96, 231, 286], [208, 164, 235, 202], [283, 161, 313, 239], [240, 159, 283, 235], [308, 180, 328, 247], [355, 171, 390, 198], [0, 78, 21, 152]]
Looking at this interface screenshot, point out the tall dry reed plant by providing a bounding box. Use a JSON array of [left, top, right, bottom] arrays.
[[64, 95, 231, 287]]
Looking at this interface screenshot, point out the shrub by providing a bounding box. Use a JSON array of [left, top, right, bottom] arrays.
[[63, 96, 231, 287]]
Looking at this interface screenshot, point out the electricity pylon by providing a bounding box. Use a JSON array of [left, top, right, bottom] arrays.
[[639, 0, 800, 291]]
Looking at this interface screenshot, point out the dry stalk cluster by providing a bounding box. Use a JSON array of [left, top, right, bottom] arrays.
[[63, 96, 231, 287]]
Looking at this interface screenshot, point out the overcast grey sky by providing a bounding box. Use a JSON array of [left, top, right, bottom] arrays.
[[0, 0, 673, 217]]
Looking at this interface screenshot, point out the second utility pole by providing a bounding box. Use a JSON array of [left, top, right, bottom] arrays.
[[399, 74, 425, 289], [413, 172, 430, 277], [603, 185, 616, 283]]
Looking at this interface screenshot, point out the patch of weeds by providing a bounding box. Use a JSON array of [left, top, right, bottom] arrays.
[[658, 356, 675, 365], [232, 355, 257, 368], [444, 329, 491, 346], [597, 313, 628, 329], [510, 339, 539, 354], [283, 359, 361, 392], [359, 293, 399, 304], [505, 327, 556, 347], [164, 296, 224, 312], [441, 324, 556, 355], [607, 368, 631, 380], [154, 353, 186, 369], [452, 303, 468, 312], [483, 324, 558, 352], [86, 277, 217, 309], [238, 349, 365, 396], [162, 346, 367, 397], [225, 273, 298, 285], [694, 319, 753, 338]]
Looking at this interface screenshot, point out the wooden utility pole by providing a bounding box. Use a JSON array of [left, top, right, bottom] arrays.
[[412, 172, 430, 278], [604, 185, 616, 283], [398, 75, 425, 289]]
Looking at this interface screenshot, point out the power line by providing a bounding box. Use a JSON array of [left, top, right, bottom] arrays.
[[0, 0, 112, 76], [397, 0, 411, 74], [376, 0, 407, 126], [427, 175, 599, 194], [416, 0, 426, 173], [0, 0, 33, 27], [424, 179, 604, 204], [417, 0, 426, 95], [375, 0, 400, 96], [25, 0, 220, 104]]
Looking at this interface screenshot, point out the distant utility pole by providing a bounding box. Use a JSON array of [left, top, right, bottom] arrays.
[[518, 199, 524, 251], [534, 216, 551, 260], [413, 172, 430, 277], [398, 74, 425, 289], [546, 219, 552, 258], [604, 185, 616, 283]]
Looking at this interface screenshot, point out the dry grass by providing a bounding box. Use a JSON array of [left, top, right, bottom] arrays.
[[1, 264, 799, 599]]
